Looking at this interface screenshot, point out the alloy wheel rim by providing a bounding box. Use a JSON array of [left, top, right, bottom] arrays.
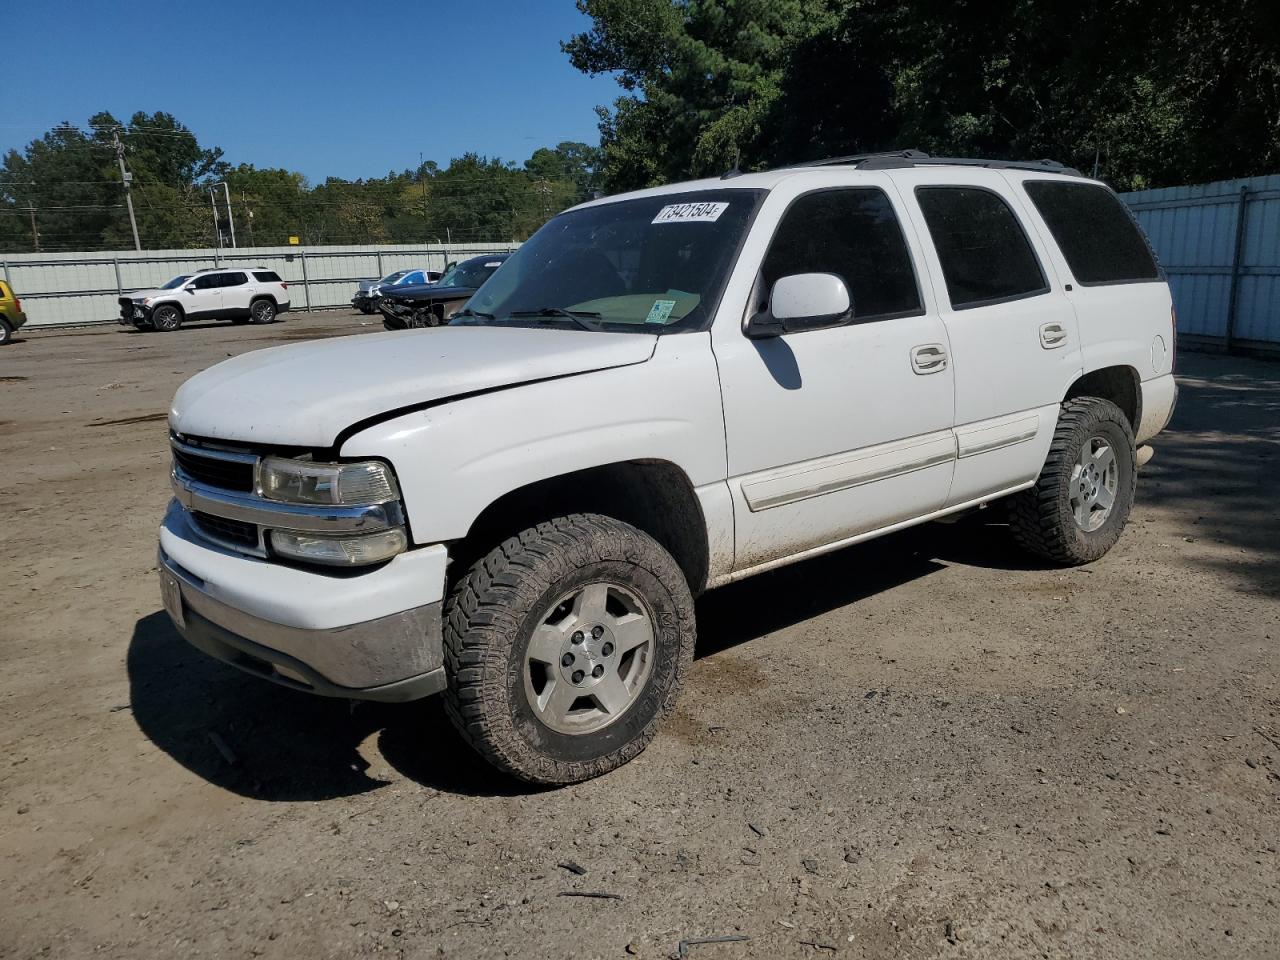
[[522, 581, 655, 735], [254, 302, 272, 321], [1069, 435, 1118, 532]]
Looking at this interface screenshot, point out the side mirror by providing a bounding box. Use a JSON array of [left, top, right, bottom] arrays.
[[183, 284, 196, 294], [745, 273, 852, 338]]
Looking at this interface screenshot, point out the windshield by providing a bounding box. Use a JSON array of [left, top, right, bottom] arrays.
[[461, 189, 764, 333], [381, 270, 411, 284], [438, 259, 503, 289], [161, 275, 191, 290]]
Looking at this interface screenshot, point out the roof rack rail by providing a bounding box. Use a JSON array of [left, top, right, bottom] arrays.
[[794, 149, 931, 168], [781, 150, 1084, 177]]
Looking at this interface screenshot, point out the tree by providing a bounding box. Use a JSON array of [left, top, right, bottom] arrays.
[[0, 113, 593, 252], [567, 0, 1280, 192]]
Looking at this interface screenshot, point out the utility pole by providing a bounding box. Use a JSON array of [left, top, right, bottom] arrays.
[[26, 205, 39, 252], [419, 152, 429, 241], [111, 128, 142, 251], [210, 188, 223, 258], [221, 181, 237, 248], [243, 188, 254, 247]]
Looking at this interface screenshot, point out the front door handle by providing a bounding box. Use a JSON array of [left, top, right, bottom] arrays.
[[1040, 322, 1068, 349], [911, 343, 948, 375]]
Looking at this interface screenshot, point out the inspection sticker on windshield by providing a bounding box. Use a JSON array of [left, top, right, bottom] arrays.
[[645, 299, 677, 324], [652, 201, 728, 224]]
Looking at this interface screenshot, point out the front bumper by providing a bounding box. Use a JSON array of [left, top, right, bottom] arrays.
[[118, 300, 151, 325], [158, 502, 448, 702]]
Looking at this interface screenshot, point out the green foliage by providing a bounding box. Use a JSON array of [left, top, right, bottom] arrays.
[[568, 0, 1280, 192], [0, 118, 598, 252]]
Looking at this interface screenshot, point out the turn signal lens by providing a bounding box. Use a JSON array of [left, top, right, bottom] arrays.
[[270, 528, 408, 566]]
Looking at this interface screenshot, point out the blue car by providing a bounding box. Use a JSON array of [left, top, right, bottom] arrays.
[[352, 268, 440, 314]]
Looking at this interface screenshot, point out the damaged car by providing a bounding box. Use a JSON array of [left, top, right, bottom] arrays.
[[378, 253, 509, 330]]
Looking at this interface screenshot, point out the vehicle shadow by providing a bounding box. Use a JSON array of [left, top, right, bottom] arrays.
[[126, 611, 519, 802], [126, 533, 951, 801]]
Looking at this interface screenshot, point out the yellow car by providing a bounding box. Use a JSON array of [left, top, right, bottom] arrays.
[[1, 279, 27, 344]]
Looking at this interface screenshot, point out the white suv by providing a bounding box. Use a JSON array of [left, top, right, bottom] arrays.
[[157, 152, 1177, 784], [119, 268, 290, 331]]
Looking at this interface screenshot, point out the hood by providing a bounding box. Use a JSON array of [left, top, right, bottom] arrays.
[[126, 287, 168, 300], [356, 280, 376, 293], [382, 282, 475, 302], [170, 325, 658, 447]]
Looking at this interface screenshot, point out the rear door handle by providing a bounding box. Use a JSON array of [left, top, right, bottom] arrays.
[[1040, 322, 1068, 349], [911, 343, 948, 374]]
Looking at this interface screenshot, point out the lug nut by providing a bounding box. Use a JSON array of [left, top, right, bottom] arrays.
[[601, 642, 614, 657], [592, 665, 604, 678], [571, 670, 585, 684], [571, 631, 584, 645], [591, 626, 604, 639], [561, 653, 575, 667]]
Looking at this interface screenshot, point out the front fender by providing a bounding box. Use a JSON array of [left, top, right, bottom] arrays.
[[339, 333, 727, 545]]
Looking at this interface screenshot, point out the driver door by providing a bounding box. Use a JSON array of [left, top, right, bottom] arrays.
[[712, 178, 956, 571]]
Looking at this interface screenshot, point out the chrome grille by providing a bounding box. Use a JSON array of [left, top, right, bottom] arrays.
[[173, 448, 255, 491], [192, 511, 260, 550], [171, 438, 257, 493]]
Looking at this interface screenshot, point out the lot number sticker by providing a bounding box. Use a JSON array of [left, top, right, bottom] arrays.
[[652, 201, 729, 224]]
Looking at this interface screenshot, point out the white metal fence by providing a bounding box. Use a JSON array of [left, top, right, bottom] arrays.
[[1120, 175, 1280, 352], [3, 242, 518, 328]]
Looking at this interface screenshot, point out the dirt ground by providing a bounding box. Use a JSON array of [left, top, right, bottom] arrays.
[[1, 312, 1277, 960]]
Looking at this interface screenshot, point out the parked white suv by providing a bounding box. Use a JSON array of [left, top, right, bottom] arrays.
[[119, 267, 290, 331], [158, 152, 1177, 784]]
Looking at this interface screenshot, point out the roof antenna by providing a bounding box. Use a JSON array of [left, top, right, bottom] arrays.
[[721, 146, 743, 180]]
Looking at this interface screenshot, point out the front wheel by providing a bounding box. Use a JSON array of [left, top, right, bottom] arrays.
[[1008, 397, 1137, 565], [443, 514, 696, 785], [151, 305, 182, 332]]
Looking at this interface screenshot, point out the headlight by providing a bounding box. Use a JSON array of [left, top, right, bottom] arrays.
[[270, 528, 408, 566], [257, 457, 400, 506]]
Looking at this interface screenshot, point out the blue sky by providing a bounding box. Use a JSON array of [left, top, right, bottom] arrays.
[[1, 0, 621, 181]]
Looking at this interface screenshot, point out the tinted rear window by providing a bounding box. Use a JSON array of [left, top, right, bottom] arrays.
[[1024, 181, 1160, 285], [916, 186, 1049, 309], [220, 272, 248, 287], [762, 187, 922, 321], [253, 271, 282, 282]]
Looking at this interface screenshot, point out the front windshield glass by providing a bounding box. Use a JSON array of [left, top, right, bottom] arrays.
[[381, 270, 410, 283], [161, 275, 191, 290], [461, 189, 764, 333], [438, 259, 502, 288]]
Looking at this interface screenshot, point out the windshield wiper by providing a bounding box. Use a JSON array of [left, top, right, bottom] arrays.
[[507, 307, 604, 332], [451, 308, 496, 322]]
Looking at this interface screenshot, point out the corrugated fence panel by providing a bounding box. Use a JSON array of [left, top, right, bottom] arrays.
[[1123, 174, 1280, 349], [1, 242, 516, 327]]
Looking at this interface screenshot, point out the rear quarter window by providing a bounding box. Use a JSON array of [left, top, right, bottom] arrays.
[[915, 186, 1049, 309], [1023, 181, 1160, 285], [253, 271, 282, 282]]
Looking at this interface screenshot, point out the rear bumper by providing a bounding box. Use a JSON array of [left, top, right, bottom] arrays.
[[5, 309, 26, 330], [158, 502, 448, 701]]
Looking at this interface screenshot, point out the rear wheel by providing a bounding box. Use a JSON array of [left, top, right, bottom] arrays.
[[0, 318, 13, 344], [443, 514, 696, 785], [1008, 397, 1136, 565], [250, 298, 276, 324], [151, 305, 182, 332]]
